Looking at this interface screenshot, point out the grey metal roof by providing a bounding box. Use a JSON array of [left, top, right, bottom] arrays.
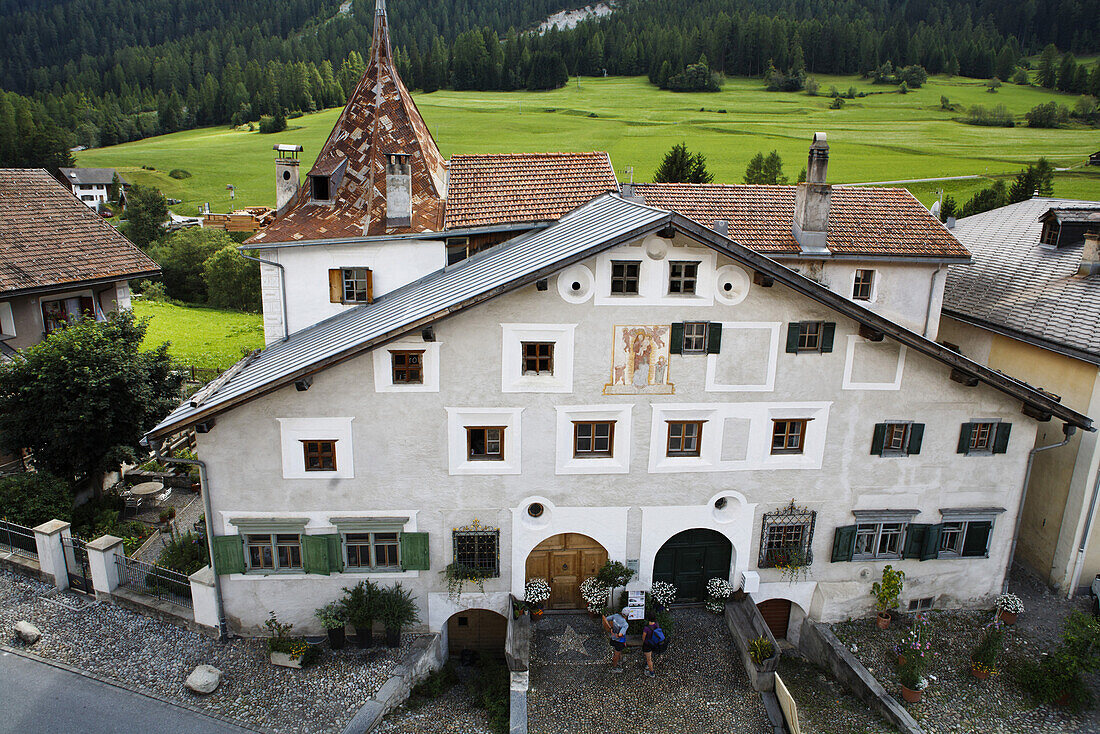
[[58, 168, 123, 186], [943, 197, 1100, 364]]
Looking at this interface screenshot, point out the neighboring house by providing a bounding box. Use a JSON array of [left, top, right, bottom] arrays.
[[143, 3, 1094, 649], [58, 167, 127, 209], [1089, 150, 1100, 167], [940, 198, 1100, 596], [0, 169, 160, 355]]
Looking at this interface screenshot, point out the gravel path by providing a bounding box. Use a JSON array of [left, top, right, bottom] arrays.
[[136, 493, 205, 563], [376, 665, 495, 734], [1, 568, 411, 733], [776, 653, 894, 734], [528, 608, 771, 734]]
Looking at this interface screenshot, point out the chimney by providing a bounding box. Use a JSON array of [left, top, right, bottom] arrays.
[[792, 132, 831, 255], [273, 144, 303, 213], [621, 181, 644, 204], [386, 153, 412, 228], [1079, 231, 1100, 276], [713, 219, 728, 236]]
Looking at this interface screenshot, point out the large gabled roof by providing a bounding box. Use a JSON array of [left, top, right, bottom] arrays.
[[58, 168, 124, 187], [0, 169, 159, 295], [147, 194, 1090, 440]]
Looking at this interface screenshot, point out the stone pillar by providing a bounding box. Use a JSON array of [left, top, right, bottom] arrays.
[[85, 534, 124, 597], [189, 565, 219, 632], [32, 520, 71, 590]]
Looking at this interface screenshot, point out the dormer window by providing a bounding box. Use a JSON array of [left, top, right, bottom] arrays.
[[1040, 221, 1060, 247], [307, 156, 347, 204], [310, 175, 330, 202], [386, 153, 412, 228]]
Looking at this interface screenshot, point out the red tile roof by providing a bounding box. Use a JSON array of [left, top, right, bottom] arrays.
[[444, 152, 620, 229], [0, 169, 160, 294], [633, 183, 969, 259]]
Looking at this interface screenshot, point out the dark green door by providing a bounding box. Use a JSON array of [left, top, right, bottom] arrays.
[[653, 529, 733, 602]]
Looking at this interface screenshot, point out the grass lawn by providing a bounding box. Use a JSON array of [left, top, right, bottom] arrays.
[[77, 74, 1100, 213], [133, 299, 264, 370]]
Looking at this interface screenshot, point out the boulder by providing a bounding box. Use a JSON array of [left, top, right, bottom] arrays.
[[185, 664, 223, 694], [14, 621, 40, 645]]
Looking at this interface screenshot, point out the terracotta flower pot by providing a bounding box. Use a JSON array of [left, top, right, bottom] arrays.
[[900, 684, 922, 703], [971, 663, 989, 680], [876, 612, 891, 629], [998, 610, 1018, 626]]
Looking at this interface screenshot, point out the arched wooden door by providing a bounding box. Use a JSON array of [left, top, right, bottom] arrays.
[[447, 609, 507, 659], [526, 533, 608, 610], [652, 528, 733, 602], [757, 599, 792, 640]]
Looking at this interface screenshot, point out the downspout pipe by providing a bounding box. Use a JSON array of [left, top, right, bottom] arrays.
[[153, 438, 229, 641], [238, 251, 289, 342], [1003, 422, 1076, 593], [1067, 464, 1100, 598], [923, 265, 945, 338]]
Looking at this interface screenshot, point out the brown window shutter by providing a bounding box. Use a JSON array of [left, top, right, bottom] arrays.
[[366, 268, 374, 304], [328, 269, 343, 303]]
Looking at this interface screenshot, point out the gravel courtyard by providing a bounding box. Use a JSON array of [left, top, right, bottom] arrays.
[[0, 568, 411, 733]]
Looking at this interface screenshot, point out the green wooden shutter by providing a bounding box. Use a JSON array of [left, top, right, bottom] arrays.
[[820, 323, 836, 353], [904, 524, 930, 558], [920, 524, 944, 561], [669, 323, 684, 355], [907, 424, 925, 455], [706, 322, 722, 354], [957, 423, 975, 454], [212, 535, 245, 575], [992, 423, 1012, 454], [785, 323, 800, 353], [400, 532, 430, 571], [870, 423, 888, 456], [831, 525, 857, 562], [325, 534, 343, 572], [301, 535, 330, 575]]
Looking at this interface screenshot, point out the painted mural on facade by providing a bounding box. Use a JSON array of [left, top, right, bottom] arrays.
[[604, 325, 674, 395]]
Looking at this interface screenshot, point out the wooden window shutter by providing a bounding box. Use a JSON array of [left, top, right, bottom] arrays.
[[907, 423, 925, 455], [325, 534, 343, 572], [820, 322, 837, 353], [920, 524, 943, 561], [904, 524, 930, 558], [212, 535, 245, 575], [962, 521, 993, 557], [870, 423, 888, 456], [785, 323, 800, 353], [301, 535, 330, 575], [957, 423, 975, 454], [400, 532, 430, 571], [831, 525, 857, 562], [669, 323, 684, 355], [328, 269, 343, 303], [366, 268, 374, 304], [992, 423, 1012, 454], [706, 322, 722, 354]]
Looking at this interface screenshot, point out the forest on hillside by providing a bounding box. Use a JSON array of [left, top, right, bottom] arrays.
[[1, 0, 1098, 170]]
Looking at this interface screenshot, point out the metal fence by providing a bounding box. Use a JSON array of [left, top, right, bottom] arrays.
[[115, 555, 193, 609], [0, 520, 38, 560]]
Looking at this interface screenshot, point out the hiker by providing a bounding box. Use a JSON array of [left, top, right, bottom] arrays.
[[602, 608, 629, 673], [641, 617, 667, 678]]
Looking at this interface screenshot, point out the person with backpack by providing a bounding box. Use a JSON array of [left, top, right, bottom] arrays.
[[602, 608, 630, 673], [641, 617, 666, 677]]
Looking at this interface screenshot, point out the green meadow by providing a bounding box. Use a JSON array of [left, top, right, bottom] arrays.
[[78, 74, 1100, 213], [133, 300, 264, 369]]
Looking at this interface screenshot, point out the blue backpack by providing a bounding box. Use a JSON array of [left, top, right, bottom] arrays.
[[649, 626, 667, 653]]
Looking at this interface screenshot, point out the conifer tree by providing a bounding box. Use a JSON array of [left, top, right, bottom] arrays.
[[653, 142, 714, 184]]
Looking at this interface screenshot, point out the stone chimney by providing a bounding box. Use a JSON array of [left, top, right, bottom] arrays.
[[621, 181, 645, 204], [273, 144, 302, 213], [792, 133, 831, 255], [1079, 231, 1100, 276], [386, 153, 412, 228]]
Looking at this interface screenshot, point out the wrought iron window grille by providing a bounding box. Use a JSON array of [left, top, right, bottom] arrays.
[[758, 500, 816, 569], [452, 520, 500, 578]]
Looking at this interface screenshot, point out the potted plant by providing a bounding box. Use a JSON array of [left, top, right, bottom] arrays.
[[897, 652, 927, 703], [705, 577, 734, 614], [264, 611, 319, 669], [341, 579, 380, 648], [379, 583, 420, 648], [649, 581, 677, 610], [315, 601, 348, 650], [994, 593, 1024, 625], [580, 576, 610, 615], [524, 578, 551, 618], [770, 545, 812, 584], [442, 562, 489, 600], [871, 565, 905, 629], [596, 560, 636, 604], [749, 635, 776, 666], [971, 620, 1003, 679]]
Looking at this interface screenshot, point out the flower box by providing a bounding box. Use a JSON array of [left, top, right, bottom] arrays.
[[270, 651, 303, 669]]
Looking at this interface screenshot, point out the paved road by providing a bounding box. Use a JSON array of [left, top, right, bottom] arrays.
[[835, 174, 982, 186], [0, 650, 255, 734]]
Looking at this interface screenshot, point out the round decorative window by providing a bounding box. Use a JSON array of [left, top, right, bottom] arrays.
[[723, 281, 734, 292], [282, 170, 291, 181], [571, 281, 582, 291], [527, 502, 545, 518], [714, 497, 728, 510]]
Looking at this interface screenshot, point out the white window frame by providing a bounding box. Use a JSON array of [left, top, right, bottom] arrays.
[[445, 407, 522, 475], [373, 341, 441, 392], [555, 405, 632, 474], [278, 417, 355, 479], [500, 324, 575, 393]]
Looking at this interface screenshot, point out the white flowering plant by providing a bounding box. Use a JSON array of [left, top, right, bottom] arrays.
[[580, 576, 610, 613], [524, 578, 551, 606], [649, 581, 677, 608], [705, 577, 734, 614], [994, 593, 1024, 615]]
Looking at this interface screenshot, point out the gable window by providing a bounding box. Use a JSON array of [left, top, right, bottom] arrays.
[[453, 526, 500, 577], [670, 322, 722, 355], [467, 427, 504, 461], [574, 421, 614, 458], [758, 502, 816, 569], [958, 421, 1011, 455], [771, 419, 808, 455], [302, 440, 337, 471], [853, 522, 906, 560], [785, 321, 836, 354], [329, 268, 373, 304], [852, 269, 875, 300], [246, 533, 302, 571], [668, 261, 699, 294], [610, 261, 640, 294], [666, 421, 703, 457], [870, 421, 924, 457], [391, 350, 423, 384], [939, 520, 993, 558], [1040, 222, 1060, 247], [344, 531, 401, 570], [522, 342, 554, 375]]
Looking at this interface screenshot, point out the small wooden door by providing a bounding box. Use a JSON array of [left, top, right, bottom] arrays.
[[447, 609, 507, 659], [526, 533, 608, 610], [757, 599, 792, 640], [652, 528, 733, 602]]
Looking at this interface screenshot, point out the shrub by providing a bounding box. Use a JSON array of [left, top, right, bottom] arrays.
[[408, 663, 458, 708], [971, 620, 1004, 671], [156, 529, 210, 575], [765, 64, 805, 92], [168, 169, 192, 179], [596, 560, 636, 590], [203, 244, 261, 311], [342, 579, 381, 631], [258, 109, 287, 134], [665, 54, 720, 92], [0, 472, 72, 527], [379, 583, 420, 631], [1014, 611, 1100, 711], [135, 280, 168, 302], [1026, 101, 1071, 128], [150, 228, 235, 303], [1012, 67, 1031, 85], [804, 78, 819, 96], [963, 104, 1015, 127], [897, 65, 928, 88], [749, 635, 775, 664], [829, 96, 845, 109], [471, 658, 509, 734]]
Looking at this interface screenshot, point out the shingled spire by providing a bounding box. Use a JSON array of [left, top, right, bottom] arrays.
[[250, 0, 448, 243]]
